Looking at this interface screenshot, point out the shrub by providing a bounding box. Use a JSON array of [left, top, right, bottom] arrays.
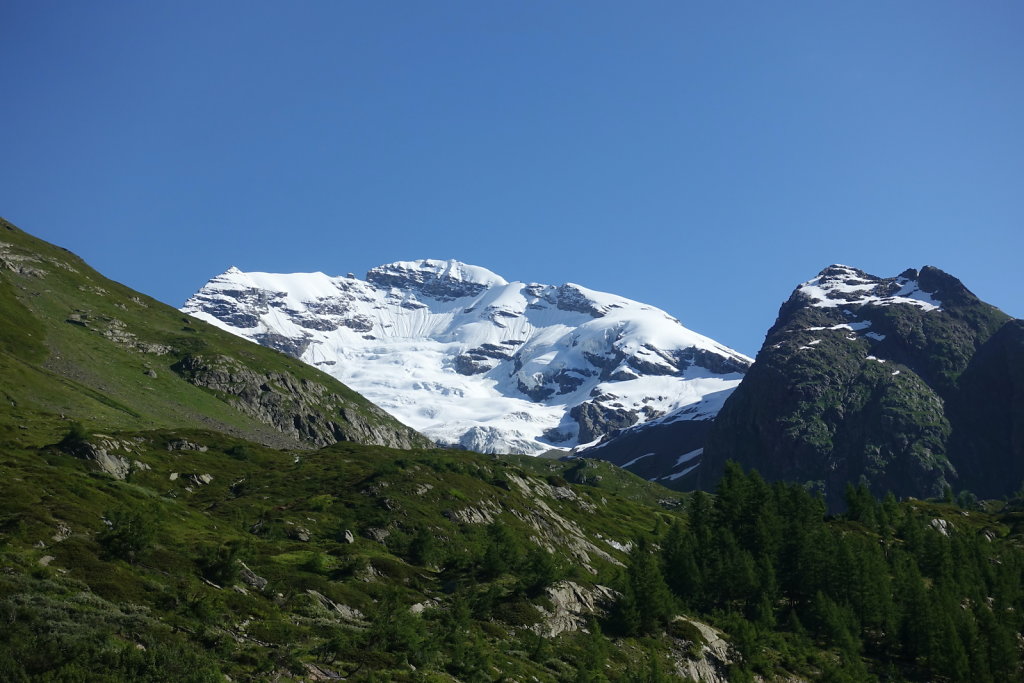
[[98, 506, 157, 563], [546, 474, 569, 488], [225, 444, 252, 460], [196, 540, 244, 585], [494, 599, 541, 626], [58, 422, 90, 453]]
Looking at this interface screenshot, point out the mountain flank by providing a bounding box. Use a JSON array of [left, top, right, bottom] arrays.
[[0, 218, 429, 451], [699, 263, 1021, 506]]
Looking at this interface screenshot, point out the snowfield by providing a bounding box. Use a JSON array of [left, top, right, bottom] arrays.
[[184, 259, 751, 455]]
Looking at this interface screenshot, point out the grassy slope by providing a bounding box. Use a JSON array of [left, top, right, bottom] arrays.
[[0, 422, 687, 681], [0, 218, 426, 449]]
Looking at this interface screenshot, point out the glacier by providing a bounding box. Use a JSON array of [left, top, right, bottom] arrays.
[[183, 259, 751, 457]]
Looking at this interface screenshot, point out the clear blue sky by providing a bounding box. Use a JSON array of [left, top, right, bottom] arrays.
[[2, 1, 1021, 356]]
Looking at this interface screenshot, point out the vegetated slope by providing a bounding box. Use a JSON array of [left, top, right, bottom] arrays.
[[0, 417, 692, 681], [0, 218, 429, 451], [183, 259, 750, 463], [701, 264, 1019, 506], [645, 464, 1024, 683], [3, 419, 1023, 681]]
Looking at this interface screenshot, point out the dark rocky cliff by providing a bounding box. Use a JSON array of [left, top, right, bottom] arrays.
[[701, 264, 1016, 506]]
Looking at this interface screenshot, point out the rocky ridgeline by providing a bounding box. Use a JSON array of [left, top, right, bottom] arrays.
[[700, 264, 1022, 506], [171, 354, 431, 450]]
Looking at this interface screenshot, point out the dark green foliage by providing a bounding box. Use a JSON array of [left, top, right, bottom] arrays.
[[406, 525, 440, 567], [225, 444, 253, 460], [574, 618, 609, 682], [1, 218, 1022, 681], [519, 545, 563, 597], [58, 421, 91, 453], [610, 536, 675, 636], [668, 619, 707, 658], [196, 539, 244, 585], [479, 520, 522, 579], [97, 505, 158, 563], [0, 575, 223, 681], [656, 461, 1024, 682]]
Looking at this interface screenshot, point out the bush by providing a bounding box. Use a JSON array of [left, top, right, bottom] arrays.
[[98, 506, 157, 563], [668, 619, 707, 658], [225, 444, 252, 460], [494, 599, 542, 626], [196, 540, 243, 585], [58, 422, 90, 453], [546, 474, 569, 488]]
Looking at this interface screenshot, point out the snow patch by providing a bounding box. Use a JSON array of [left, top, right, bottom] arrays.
[[620, 452, 656, 469], [675, 448, 703, 466], [797, 265, 943, 311], [661, 463, 700, 481]]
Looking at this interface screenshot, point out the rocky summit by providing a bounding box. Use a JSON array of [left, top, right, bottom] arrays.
[[698, 263, 1022, 506], [184, 259, 751, 460]]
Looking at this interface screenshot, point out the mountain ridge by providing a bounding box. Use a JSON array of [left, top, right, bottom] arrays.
[[0, 217, 429, 452], [697, 262, 1019, 505]]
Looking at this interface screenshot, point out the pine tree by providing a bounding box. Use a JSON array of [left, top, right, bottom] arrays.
[[612, 537, 675, 636], [574, 618, 609, 683]]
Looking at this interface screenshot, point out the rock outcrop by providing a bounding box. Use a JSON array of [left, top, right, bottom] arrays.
[[532, 580, 617, 637], [171, 354, 430, 450]]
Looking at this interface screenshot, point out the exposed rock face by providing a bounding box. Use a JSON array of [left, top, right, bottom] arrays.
[[570, 401, 639, 443], [166, 439, 208, 452], [0, 240, 50, 277], [238, 562, 268, 591], [252, 332, 313, 358], [669, 617, 734, 683], [701, 264, 1018, 507], [532, 580, 617, 637], [64, 435, 146, 480], [64, 311, 172, 355], [170, 354, 430, 450], [305, 589, 365, 623], [444, 500, 501, 525], [365, 260, 497, 301], [184, 259, 750, 467]]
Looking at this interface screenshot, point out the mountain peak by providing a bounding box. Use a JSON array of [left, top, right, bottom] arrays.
[[365, 259, 507, 301], [795, 265, 943, 312], [185, 258, 750, 459]]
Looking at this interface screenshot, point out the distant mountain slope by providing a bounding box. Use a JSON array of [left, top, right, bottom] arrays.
[[699, 264, 1019, 505], [184, 259, 750, 456], [0, 218, 429, 450]]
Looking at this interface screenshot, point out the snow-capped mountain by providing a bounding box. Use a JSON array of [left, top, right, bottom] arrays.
[[183, 259, 751, 457]]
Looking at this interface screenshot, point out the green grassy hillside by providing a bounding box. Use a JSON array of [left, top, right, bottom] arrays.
[[0, 421, 693, 681], [0, 218, 429, 450]]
